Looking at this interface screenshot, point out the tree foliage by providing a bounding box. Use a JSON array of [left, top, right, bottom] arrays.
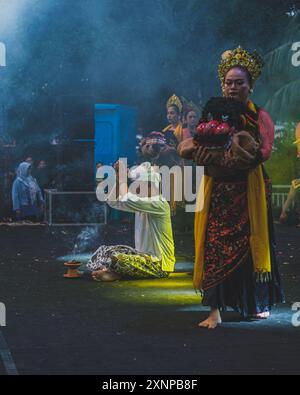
[[257, 12, 300, 122], [265, 123, 300, 183]]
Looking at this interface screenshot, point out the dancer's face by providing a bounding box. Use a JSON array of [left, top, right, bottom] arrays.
[[186, 111, 198, 128], [167, 106, 180, 125], [223, 67, 251, 103]]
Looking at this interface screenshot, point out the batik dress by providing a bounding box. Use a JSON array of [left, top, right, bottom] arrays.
[[194, 101, 284, 316]]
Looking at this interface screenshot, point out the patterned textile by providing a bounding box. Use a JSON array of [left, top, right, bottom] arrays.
[[113, 253, 168, 279], [87, 245, 168, 279], [203, 180, 250, 290], [202, 168, 284, 315], [87, 245, 137, 271], [144, 132, 167, 146]]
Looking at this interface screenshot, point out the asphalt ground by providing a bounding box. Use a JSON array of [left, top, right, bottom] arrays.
[[0, 223, 299, 375]]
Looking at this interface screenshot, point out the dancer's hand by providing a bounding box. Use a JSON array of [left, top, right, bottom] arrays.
[[114, 160, 128, 176], [114, 160, 120, 174], [177, 138, 196, 160], [193, 146, 214, 165], [231, 131, 259, 164], [114, 161, 128, 186]]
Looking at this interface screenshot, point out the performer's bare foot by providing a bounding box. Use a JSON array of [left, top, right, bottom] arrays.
[[91, 268, 107, 279], [198, 309, 222, 329], [92, 269, 121, 282]]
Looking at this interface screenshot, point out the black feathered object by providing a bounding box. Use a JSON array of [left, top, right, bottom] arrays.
[[194, 97, 248, 150], [201, 97, 247, 130]]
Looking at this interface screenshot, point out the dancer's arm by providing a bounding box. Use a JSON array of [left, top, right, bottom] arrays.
[[107, 161, 165, 215], [258, 109, 275, 162], [281, 185, 296, 220], [193, 131, 260, 170]]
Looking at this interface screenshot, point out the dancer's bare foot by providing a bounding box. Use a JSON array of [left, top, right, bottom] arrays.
[[198, 309, 222, 329]]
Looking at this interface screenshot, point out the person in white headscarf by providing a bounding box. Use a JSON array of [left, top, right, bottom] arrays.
[[12, 162, 44, 221], [87, 161, 176, 281]]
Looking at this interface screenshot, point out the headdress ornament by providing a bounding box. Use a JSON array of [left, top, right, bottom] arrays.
[[218, 46, 264, 86], [180, 97, 200, 117], [166, 94, 183, 113]]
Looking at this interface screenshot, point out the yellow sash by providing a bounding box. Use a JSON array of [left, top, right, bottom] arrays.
[[163, 123, 183, 142]]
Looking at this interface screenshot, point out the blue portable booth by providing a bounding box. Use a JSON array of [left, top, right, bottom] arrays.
[[94, 104, 137, 221], [94, 104, 137, 169]]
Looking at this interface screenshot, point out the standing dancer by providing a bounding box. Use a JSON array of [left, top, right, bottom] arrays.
[[163, 94, 184, 147], [179, 47, 284, 328]]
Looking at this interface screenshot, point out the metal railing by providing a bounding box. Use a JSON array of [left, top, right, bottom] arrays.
[[43, 185, 291, 226], [271, 185, 291, 209], [44, 190, 107, 226]]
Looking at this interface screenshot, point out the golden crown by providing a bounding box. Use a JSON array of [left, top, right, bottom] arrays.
[[218, 46, 264, 85], [180, 96, 200, 116], [166, 94, 183, 113]]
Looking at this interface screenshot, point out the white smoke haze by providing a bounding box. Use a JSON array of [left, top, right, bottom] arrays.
[[0, 0, 29, 35], [73, 226, 100, 255], [0, 1, 297, 142]]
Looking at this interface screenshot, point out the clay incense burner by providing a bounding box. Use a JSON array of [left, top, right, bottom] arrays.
[[63, 261, 83, 279]]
